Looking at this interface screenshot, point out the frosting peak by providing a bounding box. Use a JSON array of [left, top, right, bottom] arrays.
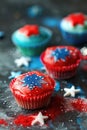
[[19, 25, 39, 36], [66, 13, 87, 26]]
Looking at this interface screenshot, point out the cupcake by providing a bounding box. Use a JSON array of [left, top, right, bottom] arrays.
[[60, 13, 87, 44], [40, 46, 82, 79], [9, 71, 55, 109], [11, 25, 52, 56]]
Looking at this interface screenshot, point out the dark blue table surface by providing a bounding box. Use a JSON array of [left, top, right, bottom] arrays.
[[0, 0, 87, 130]]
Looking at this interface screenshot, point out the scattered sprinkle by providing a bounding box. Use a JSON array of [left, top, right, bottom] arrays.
[[0, 96, 87, 128], [80, 47, 87, 56], [31, 112, 48, 126], [14, 114, 34, 127], [64, 85, 80, 97], [8, 71, 22, 79], [71, 98, 87, 112], [14, 57, 31, 67], [0, 119, 8, 126]]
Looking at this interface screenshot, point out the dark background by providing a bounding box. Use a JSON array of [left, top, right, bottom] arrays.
[[0, 0, 87, 130]]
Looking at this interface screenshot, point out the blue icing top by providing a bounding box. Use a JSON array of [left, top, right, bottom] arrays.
[[51, 48, 70, 62], [12, 27, 52, 48], [22, 74, 44, 90]]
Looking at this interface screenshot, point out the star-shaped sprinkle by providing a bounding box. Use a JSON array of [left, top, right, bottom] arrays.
[[31, 112, 48, 126], [0, 31, 5, 39], [19, 25, 39, 36], [8, 71, 22, 79], [14, 57, 31, 67], [51, 48, 70, 62], [22, 74, 44, 90], [64, 85, 80, 97], [80, 47, 87, 56]]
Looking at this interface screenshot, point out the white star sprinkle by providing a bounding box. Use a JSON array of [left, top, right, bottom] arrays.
[[31, 112, 48, 126], [14, 57, 31, 67], [80, 47, 87, 56], [64, 85, 80, 97]]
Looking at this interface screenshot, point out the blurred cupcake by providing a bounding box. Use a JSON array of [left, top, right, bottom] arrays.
[[41, 46, 82, 79], [9, 71, 55, 109], [11, 25, 52, 56], [60, 13, 87, 44]]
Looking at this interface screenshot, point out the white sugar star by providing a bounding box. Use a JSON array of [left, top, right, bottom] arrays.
[[31, 112, 48, 126], [14, 57, 31, 67], [64, 85, 80, 97], [80, 47, 87, 56]]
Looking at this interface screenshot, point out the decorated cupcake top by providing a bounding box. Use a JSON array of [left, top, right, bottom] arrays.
[[61, 13, 87, 33], [19, 25, 39, 37], [49, 48, 70, 62], [12, 24, 52, 47], [41, 46, 81, 67], [10, 71, 55, 96]]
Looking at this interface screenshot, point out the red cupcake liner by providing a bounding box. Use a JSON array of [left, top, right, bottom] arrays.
[[46, 67, 77, 79], [40, 51, 81, 79], [9, 77, 55, 110], [12, 92, 52, 109]]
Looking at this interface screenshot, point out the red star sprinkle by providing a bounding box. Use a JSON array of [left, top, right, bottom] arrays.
[[19, 25, 39, 36], [65, 13, 87, 26]]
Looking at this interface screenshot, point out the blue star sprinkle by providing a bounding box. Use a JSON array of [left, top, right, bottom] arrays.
[[22, 74, 44, 90], [0, 31, 5, 39], [51, 48, 70, 62], [8, 71, 22, 79]]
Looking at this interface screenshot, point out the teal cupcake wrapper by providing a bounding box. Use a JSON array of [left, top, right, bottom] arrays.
[[12, 26, 52, 48], [60, 29, 87, 44], [17, 43, 49, 56]]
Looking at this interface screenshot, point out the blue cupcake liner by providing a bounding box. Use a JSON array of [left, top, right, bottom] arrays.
[[60, 29, 87, 45]]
